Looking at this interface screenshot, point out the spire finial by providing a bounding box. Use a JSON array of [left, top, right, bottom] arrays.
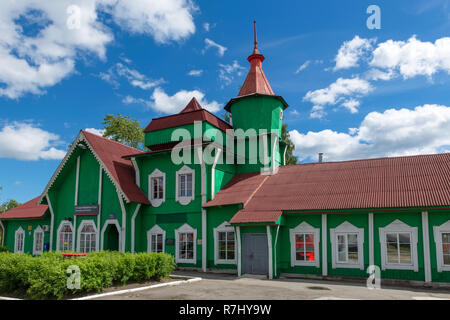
[[253, 20, 257, 51]]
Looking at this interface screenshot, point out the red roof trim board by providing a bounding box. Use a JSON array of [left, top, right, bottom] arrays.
[[0, 197, 48, 220]]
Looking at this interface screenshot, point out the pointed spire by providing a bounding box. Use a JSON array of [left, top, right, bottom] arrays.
[[179, 97, 203, 113], [237, 21, 274, 97]]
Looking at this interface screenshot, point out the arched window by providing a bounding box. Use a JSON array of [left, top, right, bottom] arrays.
[[78, 221, 97, 253], [14, 227, 25, 254], [33, 226, 44, 255], [57, 221, 74, 252]]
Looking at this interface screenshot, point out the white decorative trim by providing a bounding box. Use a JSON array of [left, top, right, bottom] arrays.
[[46, 194, 55, 251], [147, 225, 166, 253], [148, 169, 166, 207], [175, 165, 195, 205], [175, 223, 197, 264], [196, 147, 207, 272], [131, 204, 141, 253], [267, 226, 273, 279], [14, 227, 25, 254], [56, 220, 74, 251], [237, 226, 242, 276], [433, 220, 450, 272], [321, 214, 327, 276], [101, 219, 122, 251], [213, 222, 236, 265], [211, 148, 222, 199], [97, 165, 102, 253], [74, 155, 80, 206], [33, 226, 44, 255], [0, 220, 5, 247], [131, 157, 140, 187], [289, 221, 320, 268], [76, 220, 98, 252], [422, 212, 431, 282], [330, 221, 365, 270], [118, 193, 127, 253], [369, 213, 374, 266], [379, 219, 418, 271]]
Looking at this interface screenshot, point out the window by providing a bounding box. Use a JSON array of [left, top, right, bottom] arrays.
[[148, 169, 165, 207], [330, 221, 364, 269], [175, 223, 197, 264], [175, 165, 195, 205], [78, 221, 97, 253], [57, 221, 74, 251], [289, 222, 320, 267], [433, 220, 450, 272], [214, 222, 236, 265], [33, 226, 44, 255], [147, 225, 166, 253], [379, 219, 418, 271], [14, 227, 25, 254]]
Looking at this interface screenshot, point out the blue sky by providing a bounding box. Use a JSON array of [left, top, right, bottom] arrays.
[[1, 0, 450, 203]]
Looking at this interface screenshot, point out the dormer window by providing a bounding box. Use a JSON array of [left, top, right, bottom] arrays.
[[176, 165, 195, 205]]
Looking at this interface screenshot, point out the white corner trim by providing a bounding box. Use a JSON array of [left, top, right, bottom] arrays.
[[330, 221, 365, 270], [175, 223, 197, 264], [379, 219, 418, 271], [148, 168, 166, 207], [368, 213, 374, 266], [56, 220, 74, 251], [46, 193, 55, 251], [131, 157, 140, 187], [101, 219, 122, 251], [237, 226, 242, 277], [321, 214, 327, 276], [33, 226, 44, 255], [211, 148, 222, 199], [97, 165, 103, 253], [76, 220, 98, 252], [289, 221, 320, 268], [213, 221, 236, 265], [0, 220, 5, 247], [118, 193, 127, 253], [175, 165, 195, 205], [267, 226, 273, 279], [196, 146, 207, 272], [147, 224, 166, 253], [14, 227, 25, 254], [433, 219, 450, 272], [422, 212, 431, 282], [74, 155, 80, 206], [131, 203, 142, 253]]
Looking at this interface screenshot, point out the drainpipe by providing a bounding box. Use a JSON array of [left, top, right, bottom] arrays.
[[274, 224, 280, 278]]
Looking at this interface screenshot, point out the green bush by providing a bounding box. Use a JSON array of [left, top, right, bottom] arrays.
[[0, 251, 176, 299], [0, 246, 11, 253]]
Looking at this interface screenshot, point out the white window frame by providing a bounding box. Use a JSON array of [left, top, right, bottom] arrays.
[[379, 219, 418, 271], [14, 227, 25, 254], [214, 221, 236, 265], [175, 223, 197, 264], [433, 220, 450, 272], [77, 220, 98, 253], [148, 169, 166, 207], [175, 165, 195, 205], [147, 224, 166, 253], [330, 221, 365, 270], [289, 221, 320, 268], [56, 220, 74, 251], [33, 226, 44, 255]]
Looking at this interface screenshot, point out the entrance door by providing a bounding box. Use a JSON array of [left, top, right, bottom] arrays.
[[105, 224, 119, 251], [242, 233, 268, 275]]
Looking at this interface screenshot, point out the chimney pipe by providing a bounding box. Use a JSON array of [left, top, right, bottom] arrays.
[[318, 153, 323, 163]]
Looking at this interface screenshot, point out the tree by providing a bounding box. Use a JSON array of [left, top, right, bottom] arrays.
[[102, 113, 145, 149], [0, 199, 20, 213], [282, 123, 298, 165]]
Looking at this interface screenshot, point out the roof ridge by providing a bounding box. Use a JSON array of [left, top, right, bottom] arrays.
[[81, 130, 143, 153], [243, 175, 270, 207]]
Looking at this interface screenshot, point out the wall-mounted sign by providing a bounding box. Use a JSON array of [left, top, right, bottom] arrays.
[[74, 205, 99, 215], [165, 238, 175, 245], [28, 226, 32, 231], [108, 213, 117, 220]]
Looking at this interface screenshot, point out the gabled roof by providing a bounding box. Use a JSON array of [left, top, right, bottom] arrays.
[[39, 130, 150, 205], [0, 197, 48, 220], [205, 153, 450, 223], [144, 97, 231, 133]]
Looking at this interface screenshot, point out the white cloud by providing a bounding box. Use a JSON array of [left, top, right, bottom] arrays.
[[218, 60, 246, 86], [203, 22, 210, 32], [370, 36, 450, 79], [341, 99, 360, 114], [364, 68, 395, 81], [149, 87, 220, 114], [0, 122, 66, 160], [84, 128, 105, 136], [0, 0, 196, 99], [290, 104, 450, 162], [334, 36, 376, 71], [303, 77, 373, 118], [295, 61, 311, 74], [188, 69, 203, 76], [203, 38, 227, 57], [98, 62, 165, 90]]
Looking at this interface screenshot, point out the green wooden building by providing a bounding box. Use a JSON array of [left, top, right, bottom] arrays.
[[1, 31, 450, 286]]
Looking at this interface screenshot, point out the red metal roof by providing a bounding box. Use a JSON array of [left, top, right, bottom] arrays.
[[144, 98, 231, 133], [230, 210, 282, 224], [0, 197, 48, 220], [82, 130, 150, 205], [206, 153, 450, 223]]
